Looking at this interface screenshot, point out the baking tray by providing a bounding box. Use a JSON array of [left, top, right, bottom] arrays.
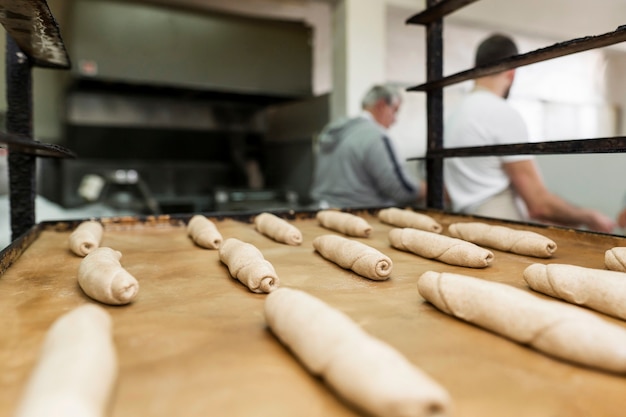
[[1, 208, 626, 417]]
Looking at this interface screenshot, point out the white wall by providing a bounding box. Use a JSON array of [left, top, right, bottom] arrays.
[[331, 0, 386, 119]]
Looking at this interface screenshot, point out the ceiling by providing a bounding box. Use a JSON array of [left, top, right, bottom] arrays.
[[123, 0, 626, 51]]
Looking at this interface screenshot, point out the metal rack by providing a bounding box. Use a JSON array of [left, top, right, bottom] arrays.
[[406, 0, 626, 210], [0, 0, 75, 241]]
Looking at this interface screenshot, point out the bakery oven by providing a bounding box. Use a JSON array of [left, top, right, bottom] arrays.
[[32, 0, 324, 217]]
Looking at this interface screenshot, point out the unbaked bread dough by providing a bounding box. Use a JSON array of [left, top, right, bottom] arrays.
[[219, 238, 280, 293], [254, 212, 303, 246], [313, 234, 392, 280], [68, 221, 103, 257], [12, 304, 117, 417], [316, 210, 372, 237], [605, 247, 626, 272], [264, 287, 452, 417], [378, 208, 442, 233], [187, 214, 223, 249], [78, 247, 139, 305], [389, 228, 494, 268], [418, 270, 626, 373], [448, 222, 557, 258], [523, 263, 626, 320]]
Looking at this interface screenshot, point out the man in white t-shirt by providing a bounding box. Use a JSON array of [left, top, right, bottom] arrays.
[[444, 34, 615, 233]]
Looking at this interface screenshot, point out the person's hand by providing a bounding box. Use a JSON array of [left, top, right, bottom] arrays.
[[417, 180, 427, 202], [618, 208, 626, 229], [585, 210, 617, 233]]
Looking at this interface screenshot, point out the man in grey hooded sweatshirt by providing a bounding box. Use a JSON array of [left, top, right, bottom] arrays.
[[309, 84, 424, 208]]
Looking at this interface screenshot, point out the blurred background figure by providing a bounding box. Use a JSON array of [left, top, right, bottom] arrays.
[[443, 33, 615, 233], [309, 84, 425, 209]]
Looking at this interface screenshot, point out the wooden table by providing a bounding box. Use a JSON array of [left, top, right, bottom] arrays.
[[1, 209, 626, 417]]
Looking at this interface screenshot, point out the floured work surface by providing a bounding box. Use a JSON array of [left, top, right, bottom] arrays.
[[1, 210, 626, 417]]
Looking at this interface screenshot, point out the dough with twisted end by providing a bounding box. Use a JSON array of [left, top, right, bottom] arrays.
[[264, 287, 452, 417], [316, 210, 372, 237], [418, 270, 626, 373], [523, 263, 626, 320], [448, 222, 557, 258], [219, 238, 279, 293], [69, 221, 103, 257], [254, 212, 303, 246], [605, 247, 626, 272], [187, 215, 223, 249], [389, 228, 493, 268], [78, 247, 139, 305], [378, 208, 442, 233], [12, 304, 117, 417], [313, 234, 392, 280]]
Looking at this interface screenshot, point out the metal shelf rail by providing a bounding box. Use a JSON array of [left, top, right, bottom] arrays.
[[0, 0, 75, 241], [405, 0, 626, 210]]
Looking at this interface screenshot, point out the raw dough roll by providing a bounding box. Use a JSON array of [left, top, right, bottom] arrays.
[[523, 263, 626, 320], [187, 214, 223, 249], [316, 210, 372, 237], [605, 247, 626, 272], [378, 208, 443, 233], [68, 220, 103, 257], [389, 228, 494, 268], [448, 222, 557, 258], [312, 234, 392, 281], [264, 287, 452, 417], [78, 247, 139, 305], [418, 270, 626, 373], [254, 212, 303, 246], [219, 238, 280, 293], [12, 304, 117, 417]]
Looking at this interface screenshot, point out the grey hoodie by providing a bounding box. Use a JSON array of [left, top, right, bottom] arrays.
[[309, 115, 420, 208]]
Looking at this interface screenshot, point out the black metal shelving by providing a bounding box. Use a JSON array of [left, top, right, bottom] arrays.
[[0, 0, 74, 241], [406, 0, 626, 210]]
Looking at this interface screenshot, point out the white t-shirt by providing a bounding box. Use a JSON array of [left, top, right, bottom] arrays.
[[443, 89, 533, 212]]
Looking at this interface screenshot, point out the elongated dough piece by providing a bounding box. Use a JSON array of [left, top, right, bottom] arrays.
[[12, 304, 117, 417], [523, 263, 626, 320], [265, 287, 452, 417], [448, 222, 557, 258], [68, 220, 103, 257], [78, 247, 139, 305], [389, 228, 494, 268], [378, 208, 442, 234], [254, 212, 303, 246], [219, 238, 279, 293], [313, 234, 392, 280], [418, 270, 626, 373], [187, 215, 223, 249], [316, 210, 372, 237], [605, 247, 626, 272]]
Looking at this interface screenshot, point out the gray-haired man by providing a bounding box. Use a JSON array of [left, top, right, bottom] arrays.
[[310, 84, 424, 208]]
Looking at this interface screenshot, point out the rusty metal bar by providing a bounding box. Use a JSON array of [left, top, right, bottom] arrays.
[[405, 0, 480, 25], [0, 0, 70, 69], [410, 25, 626, 92], [0, 1, 74, 245], [6, 35, 36, 241], [408, 137, 626, 160], [0, 131, 76, 158], [424, 0, 445, 210]]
